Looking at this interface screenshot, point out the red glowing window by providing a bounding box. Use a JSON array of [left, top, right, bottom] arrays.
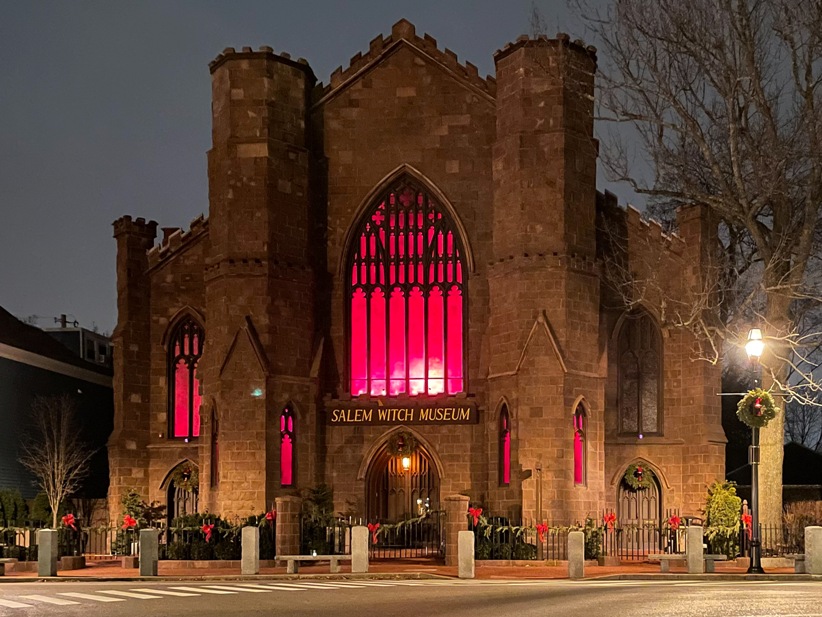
[[280, 404, 295, 487], [348, 181, 467, 397], [499, 405, 511, 486], [168, 317, 204, 440], [573, 404, 586, 486]]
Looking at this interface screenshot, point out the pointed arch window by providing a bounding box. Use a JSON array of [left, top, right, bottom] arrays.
[[168, 317, 204, 439], [573, 403, 586, 486], [348, 179, 467, 397], [280, 404, 295, 487], [210, 410, 219, 488], [499, 404, 511, 486], [618, 311, 662, 435]]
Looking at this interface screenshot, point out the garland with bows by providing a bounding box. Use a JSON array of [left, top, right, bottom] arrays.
[[736, 388, 778, 429], [171, 464, 199, 493], [623, 462, 654, 491], [386, 431, 418, 457]]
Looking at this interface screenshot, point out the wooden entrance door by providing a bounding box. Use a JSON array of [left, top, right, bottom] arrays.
[[366, 446, 439, 521], [617, 474, 662, 558]]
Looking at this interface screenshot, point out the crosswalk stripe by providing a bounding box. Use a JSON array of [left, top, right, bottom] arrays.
[[20, 595, 80, 606], [0, 598, 32, 608], [202, 585, 270, 593], [235, 584, 296, 591], [58, 592, 125, 603], [131, 588, 199, 597], [170, 586, 235, 595], [258, 584, 307, 591], [277, 582, 351, 589], [299, 582, 374, 588], [97, 590, 162, 599]]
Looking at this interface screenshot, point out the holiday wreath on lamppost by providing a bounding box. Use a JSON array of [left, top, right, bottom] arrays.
[[736, 387, 778, 429], [623, 462, 655, 491]]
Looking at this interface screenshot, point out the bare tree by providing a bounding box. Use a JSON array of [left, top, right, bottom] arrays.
[[19, 395, 96, 528], [566, 0, 822, 525], [785, 400, 822, 450]]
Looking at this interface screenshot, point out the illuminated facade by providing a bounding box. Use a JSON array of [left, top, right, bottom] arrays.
[[109, 20, 726, 526]]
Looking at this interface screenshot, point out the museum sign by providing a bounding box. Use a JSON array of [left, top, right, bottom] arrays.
[[326, 402, 478, 426]]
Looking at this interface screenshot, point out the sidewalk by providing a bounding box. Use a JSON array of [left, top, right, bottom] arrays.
[[0, 559, 800, 582]]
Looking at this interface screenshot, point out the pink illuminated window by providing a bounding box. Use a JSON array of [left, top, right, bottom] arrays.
[[168, 317, 204, 440], [280, 404, 295, 487], [348, 181, 467, 396], [573, 404, 586, 486], [499, 405, 511, 486]]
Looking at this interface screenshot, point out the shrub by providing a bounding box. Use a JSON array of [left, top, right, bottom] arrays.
[[704, 481, 741, 558], [0, 490, 28, 526], [513, 542, 537, 560], [783, 501, 822, 552], [166, 540, 190, 560], [583, 517, 603, 560], [190, 540, 214, 560]]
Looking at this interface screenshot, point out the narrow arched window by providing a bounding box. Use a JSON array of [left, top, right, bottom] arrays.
[[499, 404, 511, 486], [618, 311, 662, 435], [280, 404, 295, 487], [348, 179, 467, 397], [168, 317, 204, 439], [210, 410, 219, 488], [573, 404, 586, 486]]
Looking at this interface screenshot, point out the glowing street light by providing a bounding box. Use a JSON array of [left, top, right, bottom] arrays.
[[745, 327, 765, 574]]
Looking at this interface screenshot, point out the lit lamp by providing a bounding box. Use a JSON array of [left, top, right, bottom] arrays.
[[401, 456, 411, 471], [745, 327, 765, 574]]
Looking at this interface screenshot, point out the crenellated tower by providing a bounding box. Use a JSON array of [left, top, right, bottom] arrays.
[[202, 47, 318, 516], [487, 35, 603, 521], [109, 216, 157, 519]]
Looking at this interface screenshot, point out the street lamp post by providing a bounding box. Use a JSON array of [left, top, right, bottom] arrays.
[[745, 328, 765, 574]]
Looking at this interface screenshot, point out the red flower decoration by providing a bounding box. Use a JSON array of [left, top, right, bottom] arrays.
[[668, 515, 681, 531], [468, 507, 483, 527], [122, 515, 137, 530], [536, 523, 549, 543], [741, 514, 752, 539], [202, 523, 214, 543], [367, 522, 380, 544], [603, 512, 617, 530], [61, 513, 77, 531], [265, 508, 277, 526]]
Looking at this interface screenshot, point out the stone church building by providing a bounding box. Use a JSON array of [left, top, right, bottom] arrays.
[[109, 20, 725, 528]]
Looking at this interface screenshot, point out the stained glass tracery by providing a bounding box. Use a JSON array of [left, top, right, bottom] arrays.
[[348, 182, 467, 397], [573, 404, 586, 486], [499, 405, 511, 486], [618, 312, 662, 435], [280, 404, 295, 487], [168, 317, 204, 439]]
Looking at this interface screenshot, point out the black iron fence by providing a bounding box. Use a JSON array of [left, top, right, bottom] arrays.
[[369, 511, 443, 559], [740, 523, 804, 557]]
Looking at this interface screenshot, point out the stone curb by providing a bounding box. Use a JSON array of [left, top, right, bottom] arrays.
[[0, 572, 445, 584], [592, 573, 822, 582]]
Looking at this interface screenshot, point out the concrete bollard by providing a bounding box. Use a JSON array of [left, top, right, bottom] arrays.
[[806, 526, 822, 575], [568, 531, 585, 579], [686, 526, 703, 574], [37, 529, 59, 577], [242, 526, 260, 575], [139, 528, 159, 576], [352, 526, 369, 573], [458, 530, 475, 579]]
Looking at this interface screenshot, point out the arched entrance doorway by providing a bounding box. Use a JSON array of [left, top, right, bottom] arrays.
[[617, 466, 662, 558], [165, 463, 199, 527], [366, 444, 439, 521]]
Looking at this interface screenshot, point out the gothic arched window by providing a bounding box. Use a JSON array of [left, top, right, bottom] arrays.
[[618, 311, 662, 435], [280, 404, 295, 487], [210, 410, 219, 488], [499, 404, 511, 486], [168, 317, 204, 439], [348, 179, 467, 397], [573, 403, 586, 486]]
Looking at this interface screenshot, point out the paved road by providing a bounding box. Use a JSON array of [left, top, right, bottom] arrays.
[[0, 578, 820, 616]]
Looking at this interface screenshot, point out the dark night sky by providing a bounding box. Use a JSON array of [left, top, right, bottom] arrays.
[[0, 0, 630, 334]]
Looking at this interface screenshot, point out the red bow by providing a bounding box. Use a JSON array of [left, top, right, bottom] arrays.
[[668, 515, 681, 531], [122, 515, 137, 530], [265, 509, 277, 526], [536, 523, 548, 543], [202, 523, 214, 542], [603, 512, 617, 530], [61, 513, 77, 531], [367, 523, 380, 544], [468, 507, 483, 527], [741, 514, 752, 539]]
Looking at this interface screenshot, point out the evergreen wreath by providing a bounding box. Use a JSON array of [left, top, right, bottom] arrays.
[[386, 431, 419, 457], [736, 388, 778, 429], [171, 463, 199, 492], [623, 462, 654, 491]]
